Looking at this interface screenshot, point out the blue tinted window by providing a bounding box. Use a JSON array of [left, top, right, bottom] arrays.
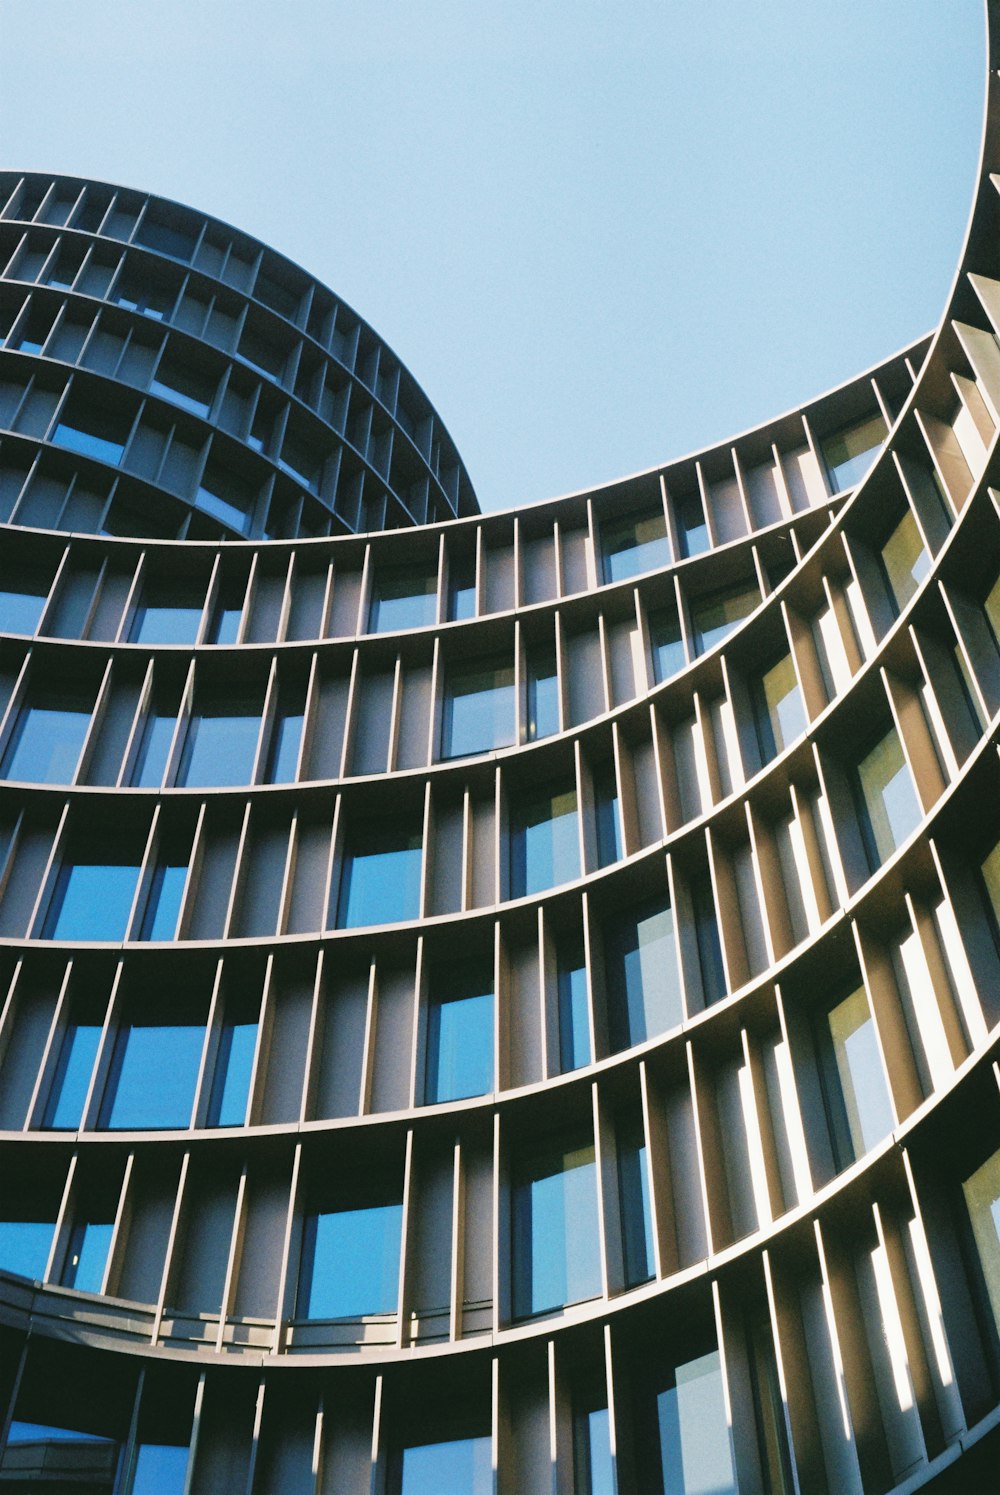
[[337, 827, 422, 928], [299, 1201, 402, 1318], [690, 870, 726, 1006], [0, 584, 46, 634], [140, 863, 187, 940], [130, 600, 203, 645], [691, 583, 759, 655], [753, 653, 806, 762], [513, 1142, 601, 1318], [650, 607, 685, 683], [557, 942, 591, 1072], [61, 1221, 112, 1293], [443, 662, 515, 759], [208, 1022, 257, 1126], [0, 1220, 53, 1279], [510, 787, 580, 898], [825, 986, 895, 1164], [854, 727, 921, 867], [102, 1022, 204, 1129], [448, 556, 477, 621], [196, 475, 252, 534], [527, 651, 560, 740], [44, 1023, 101, 1128], [573, 1402, 614, 1495], [132, 712, 176, 787], [265, 712, 304, 782], [131, 1444, 190, 1495], [369, 570, 437, 633], [52, 419, 127, 466], [206, 601, 243, 644], [594, 764, 623, 868], [822, 413, 886, 494], [675, 493, 709, 558], [606, 900, 682, 1051], [1, 703, 91, 783], [426, 965, 494, 1103], [44, 861, 140, 941], [400, 1436, 492, 1495], [177, 709, 261, 787], [5, 1420, 111, 1444], [602, 511, 670, 583], [653, 1350, 736, 1495], [150, 358, 214, 419], [618, 1115, 654, 1286]]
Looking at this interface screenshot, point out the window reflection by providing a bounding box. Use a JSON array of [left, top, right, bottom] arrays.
[[752, 652, 806, 762], [369, 568, 437, 633], [0, 1219, 54, 1279], [691, 581, 759, 655], [44, 1023, 101, 1128], [821, 985, 894, 1166], [513, 1139, 601, 1318], [650, 606, 685, 683], [526, 648, 560, 740], [963, 1148, 1000, 1337], [337, 824, 423, 928], [881, 508, 930, 613], [605, 899, 682, 1052], [648, 1348, 737, 1495], [101, 1018, 204, 1130], [443, 660, 515, 759], [396, 1434, 492, 1495], [426, 961, 494, 1103], [557, 938, 591, 1073], [43, 858, 141, 941], [61, 1220, 113, 1293], [602, 510, 670, 583], [298, 1197, 402, 1318], [822, 413, 887, 493], [853, 727, 921, 867], [1, 698, 91, 783], [510, 785, 580, 898], [177, 699, 261, 787]]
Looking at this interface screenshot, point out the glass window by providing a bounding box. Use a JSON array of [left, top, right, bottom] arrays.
[[557, 939, 591, 1072], [650, 606, 685, 683], [139, 862, 187, 940], [881, 508, 930, 613], [512, 1140, 601, 1318], [43, 859, 141, 941], [691, 582, 760, 655], [207, 1020, 257, 1127], [674, 492, 709, 558], [426, 961, 494, 1103], [526, 648, 560, 740], [510, 786, 580, 898], [690, 869, 727, 1006], [196, 469, 253, 535], [131, 708, 177, 787], [177, 702, 261, 787], [265, 711, 304, 782], [0, 579, 47, 634], [573, 1395, 614, 1495], [52, 402, 131, 466], [593, 762, 623, 868], [369, 568, 437, 633], [752, 652, 806, 762], [0, 1220, 53, 1279], [823, 985, 895, 1165], [853, 727, 921, 866], [963, 1149, 1000, 1337], [205, 592, 244, 644], [131, 1443, 190, 1495], [43, 1023, 101, 1129], [130, 590, 203, 645], [60, 1220, 112, 1294], [397, 1435, 492, 1495], [649, 1349, 737, 1495], [447, 554, 477, 621], [602, 510, 670, 583], [298, 1198, 402, 1318], [114, 263, 175, 319], [443, 660, 515, 759], [337, 824, 422, 928], [605, 899, 682, 1051], [101, 1020, 204, 1129], [1, 699, 91, 783], [822, 413, 887, 493], [150, 356, 214, 419], [618, 1112, 655, 1287]]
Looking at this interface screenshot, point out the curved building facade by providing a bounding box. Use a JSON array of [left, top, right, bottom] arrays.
[[0, 19, 998, 1495]]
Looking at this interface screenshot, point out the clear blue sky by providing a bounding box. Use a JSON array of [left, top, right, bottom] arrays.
[[0, 1, 985, 512]]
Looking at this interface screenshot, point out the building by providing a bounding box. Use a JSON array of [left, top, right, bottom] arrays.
[[0, 34, 997, 1494]]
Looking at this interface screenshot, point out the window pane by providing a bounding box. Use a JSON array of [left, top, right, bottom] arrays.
[[44, 1023, 101, 1128], [650, 607, 685, 683], [855, 728, 921, 865], [675, 493, 709, 558], [132, 712, 176, 787], [369, 570, 437, 633], [557, 942, 591, 1072], [337, 827, 423, 928], [754, 653, 806, 761], [400, 1436, 492, 1495], [130, 599, 203, 645], [61, 1221, 112, 1293], [103, 1024, 204, 1129], [691, 870, 726, 1006], [606, 900, 682, 1051], [266, 713, 304, 782], [299, 1202, 402, 1317], [0, 584, 46, 634], [0, 1220, 53, 1279], [513, 1143, 601, 1317], [882, 509, 931, 613], [443, 662, 515, 759], [448, 556, 477, 621], [655, 1350, 736, 1495], [573, 1403, 614, 1495], [963, 1149, 1000, 1337], [1, 703, 90, 783], [177, 709, 260, 787], [602, 512, 670, 583], [527, 651, 560, 740], [140, 863, 187, 940], [619, 1115, 655, 1286], [691, 583, 759, 655], [52, 416, 127, 466], [510, 788, 580, 898], [131, 1444, 189, 1495], [426, 966, 494, 1103], [822, 413, 886, 493], [44, 862, 140, 941], [594, 765, 623, 868], [828, 986, 894, 1159], [208, 1022, 257, 1126], [206, 601, 243, 644]]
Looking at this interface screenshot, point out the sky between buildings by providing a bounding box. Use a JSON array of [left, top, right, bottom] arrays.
[[0, 0, 985, 512]]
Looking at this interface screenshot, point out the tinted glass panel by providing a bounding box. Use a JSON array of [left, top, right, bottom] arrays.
[[594, 764, 623, 868], [140, 863, 187, 940], [44, 1023, 101, 1128], [823, 413, 887, 492], [132, 1444, 189, 1495], [674, 493, 709, 557], [177, 709, 260, 786], [1, 703, 90, 783], [527, 651, 560, 740], [208, 1022, 257, 1126], [690, 869, 726, 1006], [574, 1403, 614, 1495], [0, 1220, 53, 1279], [337, 827, 422, 928], [448, 556, 477, 621], [61, 1221, 112, 1293], [132, 712, 176, 787], [443, 662, 515, 759], [44, 862, 140, 941], [299, 1202, 402, 1317], [881, 509, 930, 612], [130, 600, 203, 645], [0, 585, 46, 634], [602, 511, 670, 583], [557, 942, 591, 1072], [510, 787, 580, 898], [606, 900, 681, 1050], [52, 419, 126, 466], [513, 1143, 601, 1317], [653, 1350, 736, 1495], [855, 727, 921, 865], [827, 986, 894, 1160], [369, 571, 437, 633], [399, 1437, 492, 1495], [753, 653, 806, 761], [650, 607, 685, 683], [691, 583, 759, 655], [103, 1023, 204, 1129], [619, 1115, 654, 1286], [426, 965, 494, 1103], [266, 713, 303, 782]]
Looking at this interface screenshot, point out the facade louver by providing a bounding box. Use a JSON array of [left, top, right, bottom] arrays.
[[0, 21, 998, 1492]]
